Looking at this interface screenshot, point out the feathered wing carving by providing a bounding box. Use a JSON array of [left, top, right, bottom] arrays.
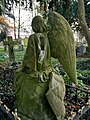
[[47, 11, 77, 84]]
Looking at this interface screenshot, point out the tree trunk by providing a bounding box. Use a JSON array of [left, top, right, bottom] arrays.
[[77, 0, 90, 48], [18, 0, 20, 38]]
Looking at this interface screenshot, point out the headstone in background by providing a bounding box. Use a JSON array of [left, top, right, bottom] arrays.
[[83, 45, 86, 54], [86, 47, 90, 55], [3, 36, 17, 62], [18, 44, 24, 51], [24, 37, 28, 47], [18, 37, 24, 51], [78, 44, 84, 55], [18, 37, 22, 44]]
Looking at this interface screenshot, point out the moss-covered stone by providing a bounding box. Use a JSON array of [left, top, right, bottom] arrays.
[[15, 12, 76, 120], [47, 11, 77, 84], [15, 16, 57, 120], [46, 72, 65, 120], [24, 37, 28, 47], [15, 72, 56, 120]]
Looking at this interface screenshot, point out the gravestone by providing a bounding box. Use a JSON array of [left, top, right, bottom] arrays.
[[18, 37, 22, 44], [24, 37, 28, 47], [18, 37, 24, 51], [78, 44, 84, 55], [3, 36, 17, 62], [18, 44, 23, 51], [83, 45, 86, 54]]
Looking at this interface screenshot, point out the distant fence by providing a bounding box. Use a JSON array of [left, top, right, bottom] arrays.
[[65, 84, 90, 120]]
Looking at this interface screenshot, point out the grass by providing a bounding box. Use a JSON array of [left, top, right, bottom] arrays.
[[14, 49, 26, 61], [0, 46, 26, 62]]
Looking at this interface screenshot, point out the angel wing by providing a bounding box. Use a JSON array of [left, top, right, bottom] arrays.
[[47, 11, 77, 84]]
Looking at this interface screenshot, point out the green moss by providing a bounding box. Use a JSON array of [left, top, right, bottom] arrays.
[[47, 11, 77, 84], [15, 71, 56, 120], [14, 12, 77, 120]]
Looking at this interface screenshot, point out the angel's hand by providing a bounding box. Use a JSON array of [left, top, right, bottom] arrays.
[[38, 72, 49, 82]]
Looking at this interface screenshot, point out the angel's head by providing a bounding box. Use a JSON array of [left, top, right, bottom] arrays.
[[32, 16, 47, 33]]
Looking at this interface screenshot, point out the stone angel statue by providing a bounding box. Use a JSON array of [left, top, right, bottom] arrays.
[[15, 11, 77, 120]]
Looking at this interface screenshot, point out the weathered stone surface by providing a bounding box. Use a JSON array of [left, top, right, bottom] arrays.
[[46, 72, 65, 120], [47, 11, 77, 84], [15, 72, 56, 120], [24, 37, 28, 47], [15, 16, 57, 120], [15, 12, 76, 120]]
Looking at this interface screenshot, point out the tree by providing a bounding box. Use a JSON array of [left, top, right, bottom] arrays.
[[2, 0, 90, 47], [37, 0, 90, 47], [77, 0, 90, 48], [3, 0, 33, 10], [0, 0, 33, 38]]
